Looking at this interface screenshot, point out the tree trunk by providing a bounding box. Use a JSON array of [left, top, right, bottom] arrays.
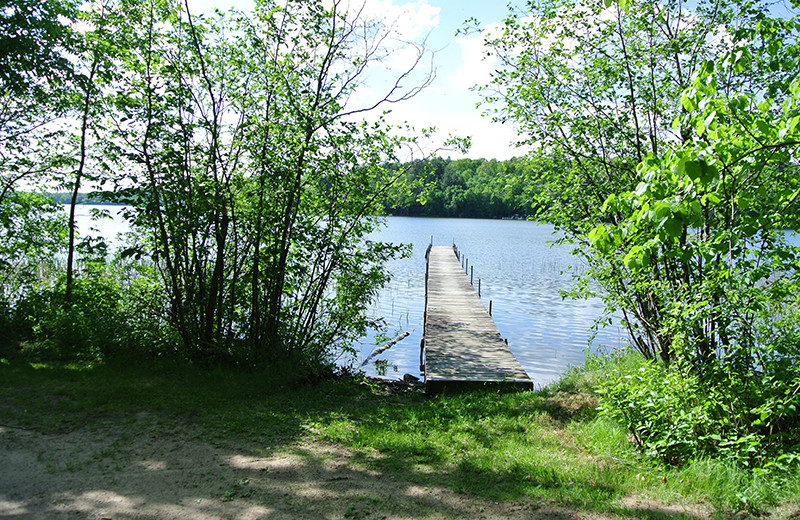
[[65, 59, 99, 306]]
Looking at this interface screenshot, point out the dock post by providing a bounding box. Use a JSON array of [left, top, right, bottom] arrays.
[[478, 278, 481, 297], [470, 266, 474, 286], [489, 300, 493, 316]]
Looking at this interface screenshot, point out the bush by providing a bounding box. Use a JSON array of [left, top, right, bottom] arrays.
[[5, 262, 179, 364], [12, 273, 123, 362], [596, 349, 800, 472]]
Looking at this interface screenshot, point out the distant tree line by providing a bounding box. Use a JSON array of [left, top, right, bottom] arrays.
[[45, 192, 118, 205], [42, 156, 550, 219], [381, 157, 551, 219]]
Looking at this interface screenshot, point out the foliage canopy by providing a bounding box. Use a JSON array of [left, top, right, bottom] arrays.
[[0, 0, 439, 375], [480, 0, 800, 467]]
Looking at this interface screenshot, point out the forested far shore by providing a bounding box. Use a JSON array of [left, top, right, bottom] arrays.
[[44, 192, 123, 206], [39, 156, 544, 218], [382, 157, 538, 219]]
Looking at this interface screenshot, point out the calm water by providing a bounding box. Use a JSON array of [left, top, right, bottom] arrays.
[[66, 204, 131, 246], [68, 206, 624, 386], [355, 217, 624, 387]]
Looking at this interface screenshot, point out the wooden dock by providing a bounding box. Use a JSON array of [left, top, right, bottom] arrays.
[[421, 245, 532, 394]]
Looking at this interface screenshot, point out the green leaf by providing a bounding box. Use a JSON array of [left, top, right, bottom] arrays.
[[602, 193, 617, 213], [755, 119, 772, 135], [664, 217, 683, 238], [702, 59, 715, 74], [684, 160, 702, 182], [733, 49, 750, 73], [729, 94, 749, 111], [695, 118, 706, 136], [589, 225, 612, 254], [700, 162, 719, 185], [120, 247, 140, 260], [623, 248, 641, 270], [654, 202, 671, 219], [788, 115, 800, 134]]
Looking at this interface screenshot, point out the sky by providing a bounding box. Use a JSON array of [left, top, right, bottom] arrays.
[[185, 0, 528, 161]]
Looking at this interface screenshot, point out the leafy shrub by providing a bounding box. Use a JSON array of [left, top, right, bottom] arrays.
[[6, 262, 179, 364], [596, 349, 800, 472], [12, 272, 123, 362], [114, 263, 181, 362]]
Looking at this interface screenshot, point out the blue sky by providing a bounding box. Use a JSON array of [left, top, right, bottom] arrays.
[[186, 0, 527, 160]]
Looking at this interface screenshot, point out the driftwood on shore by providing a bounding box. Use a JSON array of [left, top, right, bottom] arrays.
[[360, 331, 411, 368]]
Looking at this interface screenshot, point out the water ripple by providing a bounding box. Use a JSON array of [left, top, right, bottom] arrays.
[[355, 217, 625, 386]]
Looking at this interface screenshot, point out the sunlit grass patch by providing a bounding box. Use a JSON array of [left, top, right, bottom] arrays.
[[3, 358, 800, 517], [301, 386, 633, 507], [571, 415, 631, 455]]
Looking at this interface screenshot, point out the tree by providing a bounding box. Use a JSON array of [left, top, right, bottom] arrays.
[[101, 0, 436, 370], [480, 0, 799, 360], [63, 1, 118, 305], [590, 51, 800, 463], [0, 0, 74, 295], [0, 0, 76, 200], [0, 0, 75, 97], [480, 0, 800, 465]]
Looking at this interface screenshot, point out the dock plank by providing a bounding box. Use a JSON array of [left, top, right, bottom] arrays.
[[423, 246, 532, 393]]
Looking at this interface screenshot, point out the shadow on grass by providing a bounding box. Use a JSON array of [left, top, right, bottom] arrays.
[[0, 360, 709, 519]]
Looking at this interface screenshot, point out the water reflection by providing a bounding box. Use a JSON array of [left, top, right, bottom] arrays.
[[355, 217, 625, 387]]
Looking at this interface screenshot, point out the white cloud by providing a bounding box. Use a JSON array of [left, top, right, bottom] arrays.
[[376, 91, 527, 161], [355, 0, 440, 41], [448, 22, 502, 93], [429, 111, 528, 160]]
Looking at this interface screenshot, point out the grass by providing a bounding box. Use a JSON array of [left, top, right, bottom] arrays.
[[1, 356, 799, 518]]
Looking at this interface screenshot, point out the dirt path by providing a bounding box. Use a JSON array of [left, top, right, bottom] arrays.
[[0, 416, 543, 520], [0, 416, 708, 520]]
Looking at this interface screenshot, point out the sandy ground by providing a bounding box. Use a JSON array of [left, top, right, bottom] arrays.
[[0, 414, 711, 520]]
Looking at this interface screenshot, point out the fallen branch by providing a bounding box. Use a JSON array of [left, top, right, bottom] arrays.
[[360, 331, 411, 368]]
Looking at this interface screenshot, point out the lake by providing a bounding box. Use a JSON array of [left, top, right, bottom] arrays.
[[355, 217, 623, 387], [67, 204, 131, 247], [68, 206, 623, 386]]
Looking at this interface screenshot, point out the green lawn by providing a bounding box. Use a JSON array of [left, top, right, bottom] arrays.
[[1, 358, 798, 519]]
